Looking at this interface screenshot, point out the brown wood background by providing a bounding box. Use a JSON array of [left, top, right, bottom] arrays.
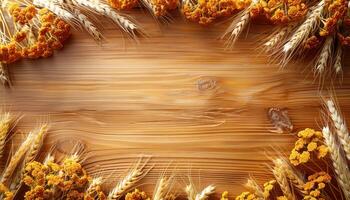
[[1, 12, 350, 198]]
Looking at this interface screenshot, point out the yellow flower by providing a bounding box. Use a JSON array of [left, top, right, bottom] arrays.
[[307, 142, 317, 151], [221, 191, 229, 200]]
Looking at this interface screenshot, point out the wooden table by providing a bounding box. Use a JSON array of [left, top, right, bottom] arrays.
[[1, 12, 350, 197]]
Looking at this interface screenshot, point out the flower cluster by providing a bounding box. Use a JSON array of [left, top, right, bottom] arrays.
[[108, 0, 139, 10], [303, 0, 347, 50], [262, 180, 276, 199], [182, 0, 251, 25], [149, 0, 179, 17], [303, 172, 331, 200], [108, 0, 178, 17], [0, 183, 14, 200], [0, 4, 71, 64], [23, 156, 105, 200], [251, 0, 308, 24], [289, 128, 328, 166], [125, 189, 150, 200], [234, 191, 259, 200]]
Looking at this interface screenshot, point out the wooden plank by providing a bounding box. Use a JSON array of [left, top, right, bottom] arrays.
[[1, 12, 350, 197]]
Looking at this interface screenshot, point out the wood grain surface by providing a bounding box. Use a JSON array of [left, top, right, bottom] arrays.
[[1, 11, 350, 197]]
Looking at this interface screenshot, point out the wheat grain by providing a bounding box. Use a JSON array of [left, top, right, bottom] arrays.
[[153, 177, 170, 200], [273, 158, 294, 200], [245, 178, 264, 198], [108, 164, 145, 199], [334, 46, 342, 74], [0, 113, 11, 160], [33, 0, 76, 21], [72, 0, 138, 36], [322, 126, 350, 200], [86, 177, 103, 193], [315, 36, 333, 73], [283, 0, 324, 53], [0, 132, 34, 185], [195, 185, 215, 200], [185, 183, 196, 200], [326, 100, 350, 160]]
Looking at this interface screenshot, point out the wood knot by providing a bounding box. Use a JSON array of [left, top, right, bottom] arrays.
[[197, 77, 217, 91]]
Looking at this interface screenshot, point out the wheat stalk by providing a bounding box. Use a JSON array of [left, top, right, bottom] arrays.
[[273, 158, 294, 200], [72, 0, 138, 36], [245, 178, 264, 198], [326, 100, 350, 160], [283, 0, 324, 53], [0, 132, 34, 185], [195, 185, 215, 200], [33, 0, 76, 21], [334, 46, 342, 74], [315, 36, 333, 73], [153, 177, 170, 200], [322, 126, 350, 200], [107, 163, 145, 199], [185, 183, 196, 200], [0, 113, 11, 160]]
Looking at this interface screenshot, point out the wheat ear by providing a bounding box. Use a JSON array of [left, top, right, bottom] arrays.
[[185, 183, 196, 200], [334, 46, 342, 74], [283, 0, 324, 53], [322, 127, 350, 200], [245, 178, 264, 198], [195, 185, 215, 200], [72, 0, 138, 36], [108, 162, 146, 199], [153, 177, 170, 200], [33, 0, 76, 21], [264, 23, 296, 51], [273, 159, 294, 200], [279, 159, 306, 195], [326, 100, 350, 160], [222, 8, 250, 48], [9, 124, 48, 192], [0, 113, 11, 160], [315, 36, 333, 73], [0, 132, 34, 185]]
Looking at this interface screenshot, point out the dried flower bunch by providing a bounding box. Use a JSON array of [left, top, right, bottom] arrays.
[[0, 1, 71, 85], [181, 0, 250, 25], [227, 98, 350, 200]]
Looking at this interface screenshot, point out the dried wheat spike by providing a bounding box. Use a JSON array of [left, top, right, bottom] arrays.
[[273, 158, 294, 200], [279, 159, 307, 195], [185, 183, 196, 200], [153, 177, 170, 200], [245, 178, 264, 198], [283, 0, 324, 53], [264, 23, 296, 51], [326, 100, 350, 160], [0, 113, 11, 159], [33, 0, 76, 21], [0, 132, 35, 184], [72, 0, 138, 37], [195, 185, 215, 200], [222, 8, 250, 48], [315, 36, 333, 74], [322, 127, 350, 200], [108, 159, 148, 200], [334, 46, 342, 74]]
